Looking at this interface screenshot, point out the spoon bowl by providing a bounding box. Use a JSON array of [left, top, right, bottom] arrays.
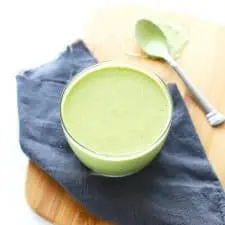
[[135, 19, 170, 60]]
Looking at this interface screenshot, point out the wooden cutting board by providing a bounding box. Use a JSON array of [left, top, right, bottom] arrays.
[[25, 4, 225, 225]]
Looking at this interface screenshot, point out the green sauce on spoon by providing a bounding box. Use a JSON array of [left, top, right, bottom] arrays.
[[135, 19, 188, 59]]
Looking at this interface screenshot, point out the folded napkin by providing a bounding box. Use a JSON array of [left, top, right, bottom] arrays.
[[16, 40, 225, 225]]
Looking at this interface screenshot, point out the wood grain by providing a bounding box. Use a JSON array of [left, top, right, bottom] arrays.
[[25, 4, 225, 224]]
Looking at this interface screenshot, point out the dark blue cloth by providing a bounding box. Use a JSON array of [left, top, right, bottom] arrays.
[[16, 40, 225, 225]]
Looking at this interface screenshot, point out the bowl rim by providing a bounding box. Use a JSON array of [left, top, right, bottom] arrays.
[[60, 61, 173, 160]]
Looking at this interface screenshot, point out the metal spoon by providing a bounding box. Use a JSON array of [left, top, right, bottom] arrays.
[[135, 19, 225, 127]]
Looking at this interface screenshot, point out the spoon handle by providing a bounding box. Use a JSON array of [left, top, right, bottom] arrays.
[[166, 56, 225, 126]]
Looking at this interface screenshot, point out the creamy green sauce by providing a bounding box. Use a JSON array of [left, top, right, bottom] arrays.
[[62, 66, 171, 156], [158, 23, 188, 59]]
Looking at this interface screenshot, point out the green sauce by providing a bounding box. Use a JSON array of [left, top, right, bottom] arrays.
[[62, 66, 170, 156]]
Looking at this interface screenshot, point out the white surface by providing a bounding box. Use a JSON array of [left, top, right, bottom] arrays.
[[1, 0, 225, 224]]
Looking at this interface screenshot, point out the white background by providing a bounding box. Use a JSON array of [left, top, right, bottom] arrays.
[[1, 0, 225, 224]]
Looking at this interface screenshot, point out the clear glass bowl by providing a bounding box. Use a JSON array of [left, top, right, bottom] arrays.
[[60, 62, 173, 177]]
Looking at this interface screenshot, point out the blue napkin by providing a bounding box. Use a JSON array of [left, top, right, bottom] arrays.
[[16, 40, 225, 225]]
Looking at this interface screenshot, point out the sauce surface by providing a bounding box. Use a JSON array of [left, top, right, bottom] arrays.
[[61, 66, 171, 156]]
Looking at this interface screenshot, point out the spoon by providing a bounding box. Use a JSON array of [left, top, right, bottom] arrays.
[[135, 19, 225, 127]]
